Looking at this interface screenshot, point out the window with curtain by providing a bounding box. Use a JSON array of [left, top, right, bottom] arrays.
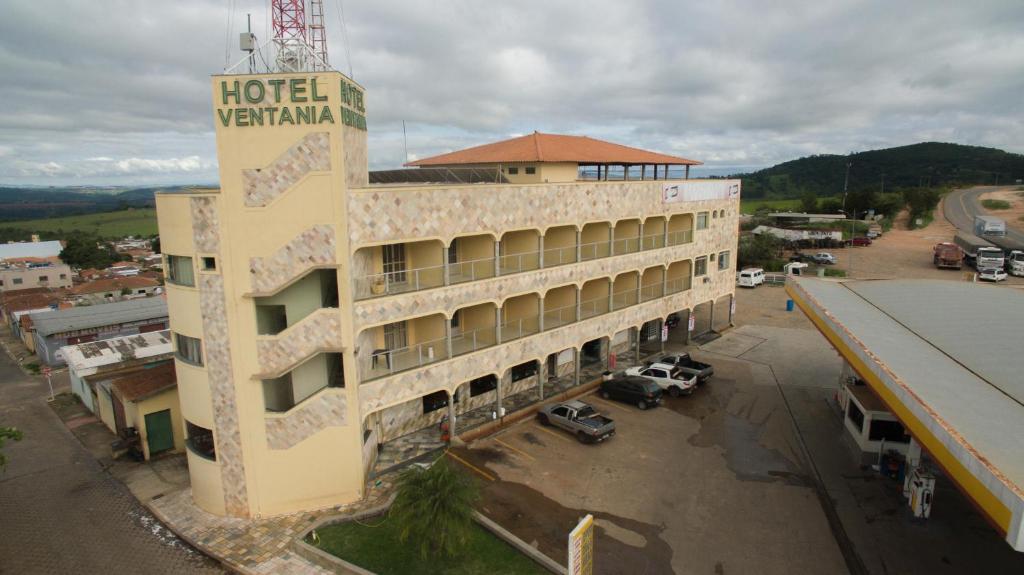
[[166, 255, 195, 286]]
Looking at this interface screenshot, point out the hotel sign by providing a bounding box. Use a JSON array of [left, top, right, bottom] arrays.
[[215, 77, 366, 130], [663, 181, 740, 203]]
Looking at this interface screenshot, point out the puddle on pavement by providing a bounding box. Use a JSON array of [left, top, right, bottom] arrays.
[[480, 481, 675, 575], [519, 432, 544, 446], [470, 446, 520, 469]]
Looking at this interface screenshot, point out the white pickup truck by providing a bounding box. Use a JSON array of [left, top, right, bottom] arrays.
[[625, 362, 698, 397]]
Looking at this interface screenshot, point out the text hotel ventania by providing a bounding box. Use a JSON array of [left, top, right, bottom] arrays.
[[216, 77, 366, 130]]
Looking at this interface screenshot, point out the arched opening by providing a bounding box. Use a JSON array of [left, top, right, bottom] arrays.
[[451, 301, 498, 356], [613, 219, 641, 255], [666, 260, 692, 294], [642, 216, 666, 250], [499, 293, 540, 342], [543, 285, 577, 330], [499, 229, 540, 274], [667, 213, 694, 246], [611, 271, 639, 309], [580, 222, 611, 261], [543, 225, 578, 268], [449, 234, 497, 284], [353, 240, 445, 299], [640, 266, 665, 302]]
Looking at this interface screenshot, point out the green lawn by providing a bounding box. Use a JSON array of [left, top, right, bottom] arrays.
[[981, 199, 1011, 210], [739, 198, 801, 214], [2, 208, 158, 238], [312, 517, 548, 575]]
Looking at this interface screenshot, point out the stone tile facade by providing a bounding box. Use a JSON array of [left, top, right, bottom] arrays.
[[242, 132, 332, 207], [248, 225, 336, 295], [254, 308, 344, 378], [357, 272, 733, 417], [346, 181, 732, 246], [190, 196, 220, 254], [199, 273, 249, 517], [264, 390, 348, 450]]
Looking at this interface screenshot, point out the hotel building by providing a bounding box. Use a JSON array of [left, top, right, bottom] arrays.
[[156, 70, 740, 518]]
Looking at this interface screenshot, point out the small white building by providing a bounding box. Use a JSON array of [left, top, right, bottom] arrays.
[[63, 330, 173, 414], [838, 380, 911, 458]]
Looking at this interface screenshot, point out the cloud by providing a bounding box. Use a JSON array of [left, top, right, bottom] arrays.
[[1, 0, 1022, 185]]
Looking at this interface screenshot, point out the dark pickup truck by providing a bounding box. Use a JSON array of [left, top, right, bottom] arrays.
[[537, 400, 615, 443], [653, 353, 714, 383]]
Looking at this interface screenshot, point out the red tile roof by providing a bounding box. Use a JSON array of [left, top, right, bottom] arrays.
[[109, 361, 177, 403], [406, 132, 701, 167], [70, 276, 160, 295]]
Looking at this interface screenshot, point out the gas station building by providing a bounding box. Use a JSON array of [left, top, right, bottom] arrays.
[[787, 277, 1024, 552]]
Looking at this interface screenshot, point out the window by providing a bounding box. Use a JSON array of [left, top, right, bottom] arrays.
[[186, 421, 216, 460], [166, 255, 195, 287], [422, 390, 453, 414], [507, 167, 519, 175], [712, 211, 717, 219], [695, 256, 707, 276], [718, 251, 731, 271], [696, 212, 709, 230], [201, 256, 217, 271], [382, 244, 406, 283], [38, 275, 49, 282], [869, 419, 910, 443], [383, 321, 408, 351], [551, 406, 569, 418], [136, 289, 146, 294], [12, 278, 23, 285], [525, 166, 536, 175], [60, 274, 67, 280], [469, 374, 497, 397], [510, 360, 538, 382], [174, 333, 204, 366], [648, 369, 667, 378], [846, 401, 865, 433], [447, 240, 458, 264]]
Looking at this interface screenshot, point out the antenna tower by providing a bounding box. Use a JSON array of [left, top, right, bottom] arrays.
[[308, 0, 329, 69], [271, 0, 308, 72]]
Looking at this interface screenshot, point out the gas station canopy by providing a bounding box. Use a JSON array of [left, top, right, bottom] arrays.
[[787, 278, 1024, 551]]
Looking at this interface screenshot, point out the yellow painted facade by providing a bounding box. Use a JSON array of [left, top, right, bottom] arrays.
[[157, 69, 740, 518]]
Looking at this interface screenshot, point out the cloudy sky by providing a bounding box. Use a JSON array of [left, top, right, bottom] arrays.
[[1, 0, 1022, 186]]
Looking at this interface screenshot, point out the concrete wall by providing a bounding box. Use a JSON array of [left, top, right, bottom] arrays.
[[130, 387, 186, 460], [0, 264, 73, 293]]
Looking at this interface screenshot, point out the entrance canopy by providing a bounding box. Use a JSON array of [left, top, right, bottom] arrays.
[[787, 278, 1024, 551]]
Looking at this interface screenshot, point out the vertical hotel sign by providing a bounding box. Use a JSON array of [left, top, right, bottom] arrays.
[[663, 181, 740, 203], [568, 514, 594, 575]]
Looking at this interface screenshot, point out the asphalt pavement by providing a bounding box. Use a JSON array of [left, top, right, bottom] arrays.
[[0, 344, 223, 574], [943, 186, 1024, 248]]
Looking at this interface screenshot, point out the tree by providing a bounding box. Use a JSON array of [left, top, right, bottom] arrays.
[[739, 233, 783, 269], [799, 190, 819, 213], [819, 198, 843, 214], [389, 457, 480, 558], [1, 427, 23, 471], [59, 233, 119, 269], [151, 235, 161, 254]]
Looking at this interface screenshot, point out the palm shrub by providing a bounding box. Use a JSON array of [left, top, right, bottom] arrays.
[[388, 457, 480, 558]]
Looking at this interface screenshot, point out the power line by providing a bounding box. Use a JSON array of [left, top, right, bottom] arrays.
[[333, 0, 354, 78]]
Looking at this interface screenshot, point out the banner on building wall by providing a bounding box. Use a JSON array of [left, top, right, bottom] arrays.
[[568, 514, 594, 575], [663, 180, 740, 204]]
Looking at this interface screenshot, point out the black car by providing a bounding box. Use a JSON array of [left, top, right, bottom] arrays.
[[599, 376, 663, 410], [789, 252, 807, 262]]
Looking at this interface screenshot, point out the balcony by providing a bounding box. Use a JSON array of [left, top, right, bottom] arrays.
[[500, 294, 540, 342], [262, 353, 344, 413]]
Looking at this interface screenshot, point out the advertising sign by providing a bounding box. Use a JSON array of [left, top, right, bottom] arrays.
[[661, 324, 669, 342], [568, 514, 594, 575], [663, 180, 740, 204], [688, 314, 696, 332]]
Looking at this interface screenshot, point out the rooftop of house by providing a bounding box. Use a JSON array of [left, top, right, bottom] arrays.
[[62, 329, 172, 374], [405, 132, 702, 168], [109, 361, 177, 403], [69, 276, 160, 296], [29, 297, 167, 337], [0, 240, 63, 261]]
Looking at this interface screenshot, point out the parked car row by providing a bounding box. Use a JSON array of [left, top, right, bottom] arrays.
[[537, 353, 716, 443]]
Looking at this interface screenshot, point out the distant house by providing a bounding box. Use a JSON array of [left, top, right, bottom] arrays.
[[68, 276, 162, 305], [0, 262, 73, 293], [0, 239, 64, 263], [63, 331, 182, 461], [27, 297, 169, 366], [761, 212, 848, 226], [0, 288, 65, 339]]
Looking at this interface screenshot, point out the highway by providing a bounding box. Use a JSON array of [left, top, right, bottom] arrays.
[[943, 186, 1024, 250]]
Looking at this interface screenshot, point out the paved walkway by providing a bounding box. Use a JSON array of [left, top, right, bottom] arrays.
[[0, 335, 223, 574]]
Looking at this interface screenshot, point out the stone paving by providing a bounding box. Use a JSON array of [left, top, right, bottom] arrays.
[[372, 426, 446, 475], [149, 475, 396, 574]]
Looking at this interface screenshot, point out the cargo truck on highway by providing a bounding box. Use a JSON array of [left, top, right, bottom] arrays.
[[1007, 250, 1024, 277], [954, 231, 1004, 269], [933, 242, 964, 270], [975, 215, 1007, 237]]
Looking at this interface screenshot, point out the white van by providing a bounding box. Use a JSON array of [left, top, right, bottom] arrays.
[[737, 268, 765, 288]]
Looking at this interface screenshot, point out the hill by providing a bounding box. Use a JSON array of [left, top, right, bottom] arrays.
[[736, 142, 1024, 200], [0, 185, 205, 221], [0, 208, 158, 239]]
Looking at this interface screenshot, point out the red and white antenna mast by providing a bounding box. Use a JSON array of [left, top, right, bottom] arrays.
[[269, 0, 328, 72]]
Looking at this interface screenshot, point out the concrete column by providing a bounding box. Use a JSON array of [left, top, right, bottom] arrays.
[[495, 307, 502, 345], [663, 222, 669, 248], [684, 309, 692, 345], [538, 297, 545, 332], [576, 291, 582, 323], [609, 225, 615, 257], [538, 365, 545, 400], [574, 348, 580, 386], [494, 240, 501, 277], [685, 165, 690, 179], [634, 329, 641, 363], [641, 165, 646, 180], [575, 229, 582, 262], [538, 235, 544, 269], [637, 222, 644, 252], [445, 319, 453, 359], [662, 270, 668, 297], [443, 244, 451, 286], [660, 320, 666, 354], [609, 281, 615, 312], [496, 376, 503, 419], [447, 392, 457, 441], [709, 300, 715, 333], [636, 280, 642, 306]]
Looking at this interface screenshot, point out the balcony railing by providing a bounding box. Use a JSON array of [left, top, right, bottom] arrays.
[[499, 315, 540, 342], [611, 287, 638, 310], [353, 227, 698, 300], [640, 282, 665, 302], [579, 294, 610, 320], [452, 325, 498, 356], [543, 302, 578, 330], [667, 229, 694, 246], [364, 335, 449, 380], [665, 275, 692, 295]]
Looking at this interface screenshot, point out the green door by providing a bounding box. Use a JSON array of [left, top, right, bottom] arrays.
[[144, 409, 174, 456]]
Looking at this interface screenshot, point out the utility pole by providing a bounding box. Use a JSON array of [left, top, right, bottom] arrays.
[[880, 173, 885, 195], [841, 157, 852, 212], [402, 120, 409, 165]]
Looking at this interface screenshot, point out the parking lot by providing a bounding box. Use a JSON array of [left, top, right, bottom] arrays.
[[451, 339, 848, 575]]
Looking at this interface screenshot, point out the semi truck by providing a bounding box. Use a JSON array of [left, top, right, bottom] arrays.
[[954, 232, 1004, 269], [1007, 250, 1024, 277], [932, 242, 964, 270], [974, 215, 1006, 237]]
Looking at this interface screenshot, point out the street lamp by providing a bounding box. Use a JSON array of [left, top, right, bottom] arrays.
[[838, 209, 856, 278]]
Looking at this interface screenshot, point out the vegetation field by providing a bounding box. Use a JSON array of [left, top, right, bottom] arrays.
[[981, 199, 1011, 210], [312, 518, 546, 575], [739, 198, 801, 214], [1, 208, 157, 238]]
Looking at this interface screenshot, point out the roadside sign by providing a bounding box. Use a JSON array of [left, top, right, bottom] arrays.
[[661, 324, 669, 342], [731, 298, 737, 317], [568, 514, 594, 575], [42, 367, 51, 376], [688, 314, 695, 332]]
